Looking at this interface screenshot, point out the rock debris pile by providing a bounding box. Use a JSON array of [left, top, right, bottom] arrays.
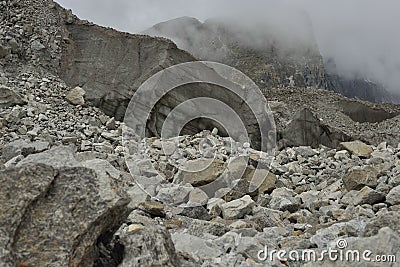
[[0, 0, 399, 266]]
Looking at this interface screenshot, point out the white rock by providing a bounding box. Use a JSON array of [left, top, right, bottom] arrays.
[[221, 195, 255, 220], [31, 40, 45, 51]]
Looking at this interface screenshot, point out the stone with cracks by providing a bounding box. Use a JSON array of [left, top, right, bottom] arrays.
[[17, 145, 80, 169], [352, 186, 385, 205], [0, 163, 130, 267]]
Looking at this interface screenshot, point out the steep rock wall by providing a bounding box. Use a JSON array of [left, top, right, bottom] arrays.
[[60, 22, 196, 120]]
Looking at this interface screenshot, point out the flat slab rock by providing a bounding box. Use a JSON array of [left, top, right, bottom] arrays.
[[0, 163, 130, 267], [339, 140, 373, 158]]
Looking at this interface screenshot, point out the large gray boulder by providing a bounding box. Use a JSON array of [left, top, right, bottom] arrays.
[[173, 158, 226, 186], [66, 86, 86, 105], [1, 139, 50, 162], [0, 44, 10, 58], [221, 195, 255, 220], [117, 211, 180, 267], [363, 211, 400, 237], [386, 185, 400, 206], [342, 166, 379, 191], [280, 108, 351, 148], [16, 145, 80, 168], [0, 163, 130, 267]]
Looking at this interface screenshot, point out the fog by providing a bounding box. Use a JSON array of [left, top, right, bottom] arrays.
[[55, 0, 400, 94]]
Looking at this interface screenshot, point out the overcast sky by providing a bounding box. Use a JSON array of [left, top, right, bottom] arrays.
[[55, 0, 400, 94]]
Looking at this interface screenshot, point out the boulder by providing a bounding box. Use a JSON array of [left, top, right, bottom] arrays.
[[1, 139, 50, 162], [0, 163, 130, 267], [66, 86, 86, 105], [307, 228, 400, 267], [363, 211, 400, 237], [339, 140, 373, 158], [17, 145, 80, 168], [245, 169, 277, 194], [171, 232, 223, 260], [0, 45, 10, 58], [310, 218, 367, 249], [0, 164, 55, 266], [174, 158, 225, 186], [177, 206, 211, 221], [386, 185, 400, 206], [352, 186, 385, 205], [139, 201, 166, 217], [342, 166, 379, 191], [156, 184, 193, 205], [30, 40, 45, 51], [269, 188, 301, 212], [280, 108, 351, 148], [170, 216, 229, 237], [0, 86, 26, 109], [117, 211, 180, 267], [221, 195, 255, 220]]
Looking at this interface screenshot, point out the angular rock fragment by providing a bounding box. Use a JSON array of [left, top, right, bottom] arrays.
[[342, 166, 379, 191], [269, 188, 301, 212], [221, 195, 255, 220], [66, 86, 86, 105], [171, 232, 223, 260], [17, 145, 80, 168], [352, 186, 385, 205], [0, 164, 55, 266], [118, 211, 180, 267], [280, 108, 351, 148], [0, 86, 26, 109], [1, 139, 50, 162], [339, 140, 373, 158], [307, 228, 400, 267], [386, 185, 400, 206], [174, 158, 225, 186], [0, 45, 10, 58], [363, 211, 400, 237]]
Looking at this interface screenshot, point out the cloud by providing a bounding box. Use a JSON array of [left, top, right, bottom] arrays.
[[55, 0, 400, 94]]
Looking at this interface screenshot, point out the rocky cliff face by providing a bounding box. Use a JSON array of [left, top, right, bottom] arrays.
[[60, 22, 195, 120]]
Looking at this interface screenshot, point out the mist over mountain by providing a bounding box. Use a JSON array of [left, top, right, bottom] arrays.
[[55, 0, 400, 101], [144, 15, 328, 91], [144, 15, 396, 103]]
